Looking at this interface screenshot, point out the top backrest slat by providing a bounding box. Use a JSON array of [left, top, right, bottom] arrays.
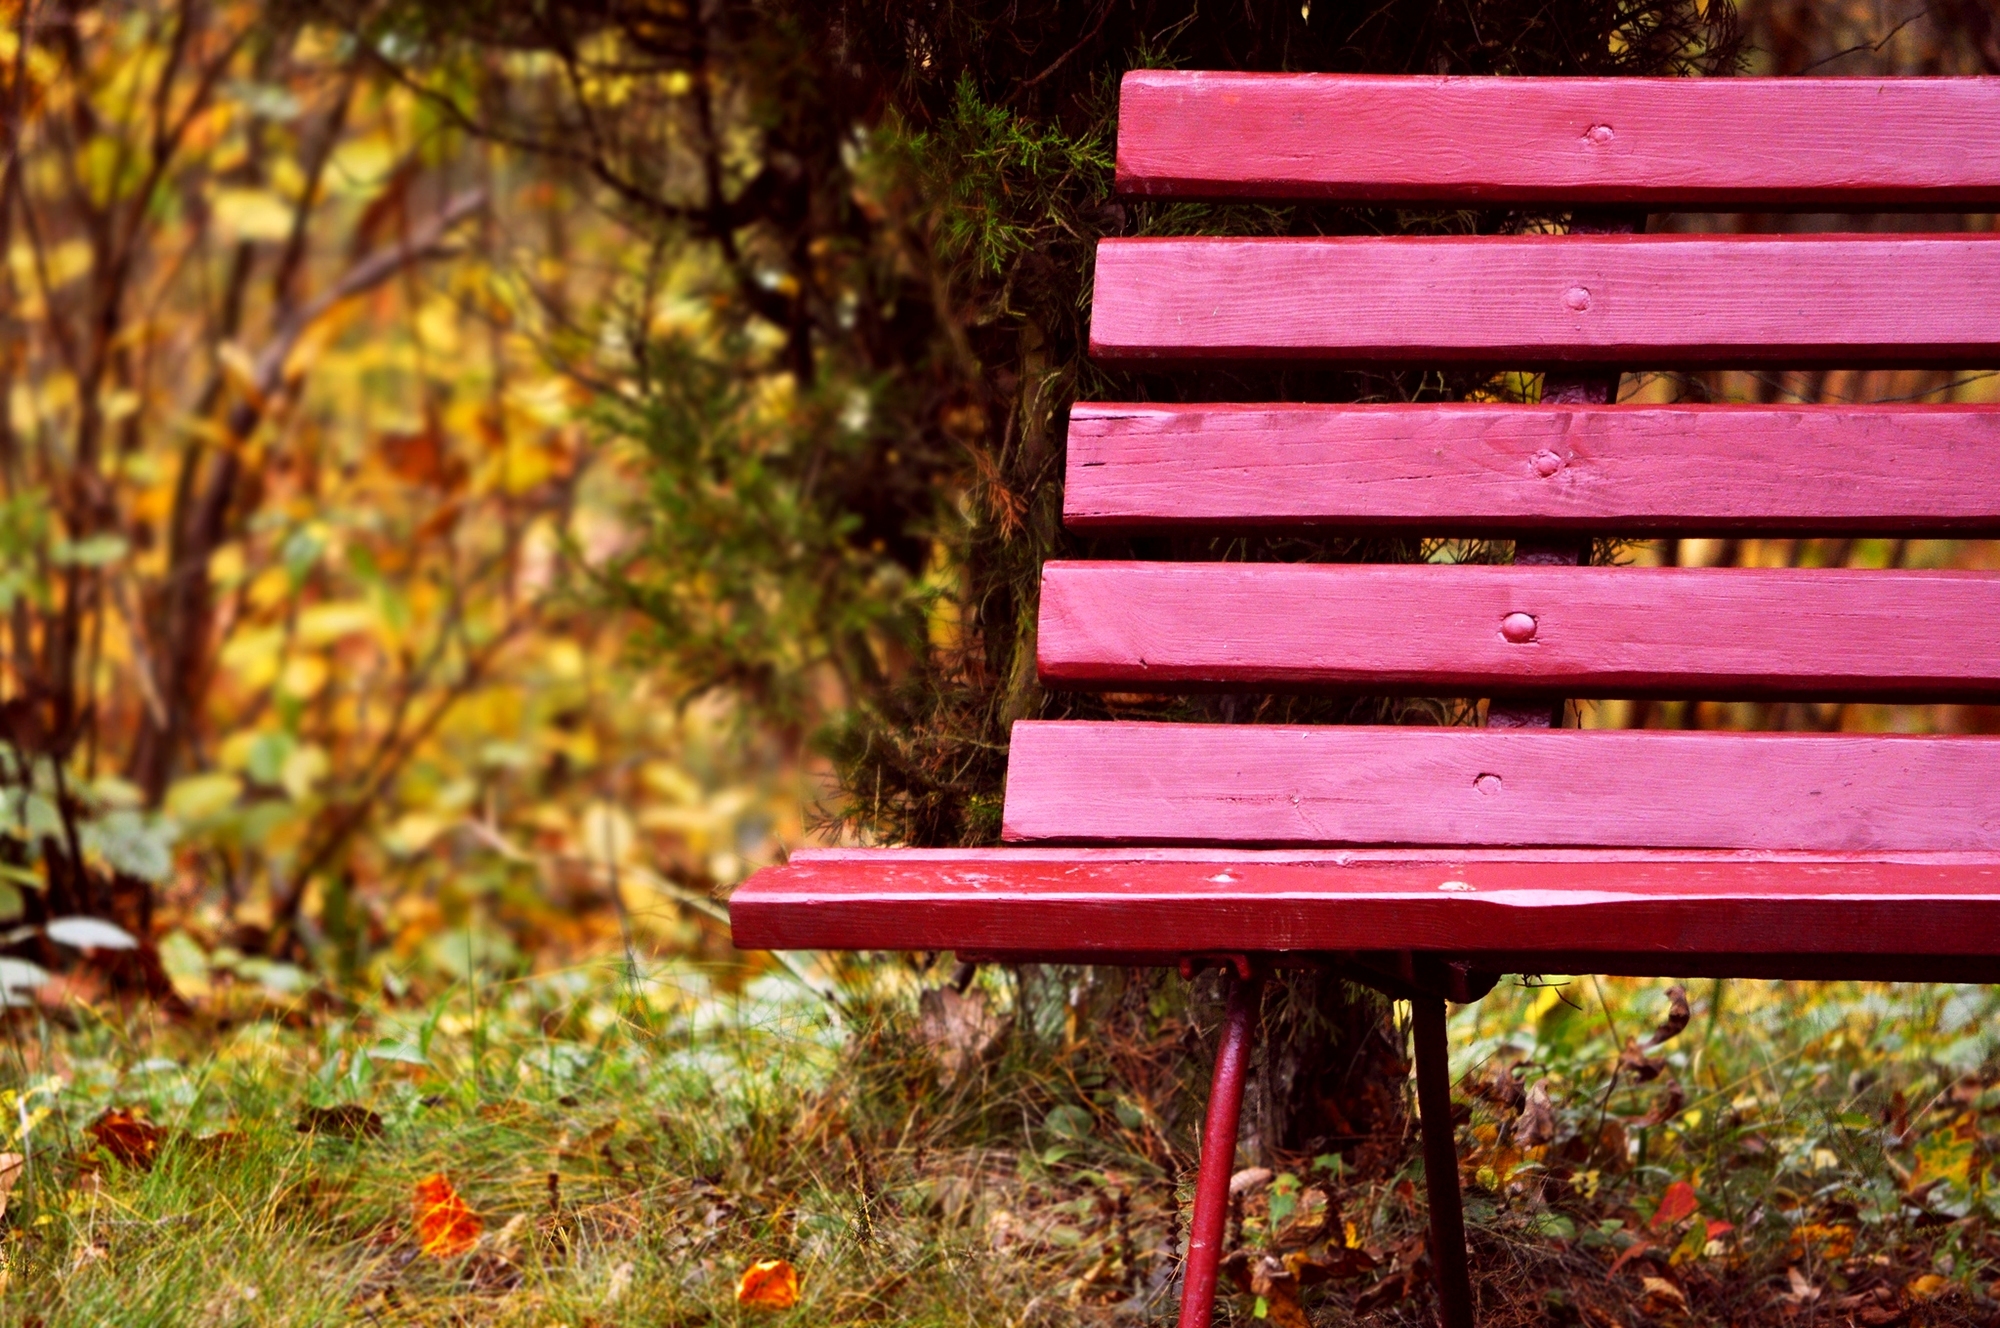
[[1116, 72, 2000, 207]]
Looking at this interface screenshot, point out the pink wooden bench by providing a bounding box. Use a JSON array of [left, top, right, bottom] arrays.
[[732, 73, 2000, 1327]]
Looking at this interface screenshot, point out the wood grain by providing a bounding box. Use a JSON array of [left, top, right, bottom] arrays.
[[1114, 72, 2000, 207], [999, 722, 2000, 850], [1088, 235, 2000, 367], [1064, 403, 2000, 535], [1037, 562, 2000, 701], [727, 846, 2000, 966]]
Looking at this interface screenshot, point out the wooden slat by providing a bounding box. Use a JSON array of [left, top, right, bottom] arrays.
[[1115, 72, 2000, 207], [999, 723, 2000, 850], [1064, 403, 2000, 535], [727, 846, 2000, 966], [1038, 562, 2000, 701], [1088, 235, 2000, 367]]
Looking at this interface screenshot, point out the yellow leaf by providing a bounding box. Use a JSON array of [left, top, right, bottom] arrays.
[[166, 772, 243, 822], [212, 187, 297, 243], [385, 813, 450, 857], [280, 745, 329, 801], [218, 625, 284, 690], [279, 655, 329, 700], [736, 1259, 799, 1310], [208, 542, 247, 587], [1909, 1274, 1948, 1299], [295, 601, 377, 646]]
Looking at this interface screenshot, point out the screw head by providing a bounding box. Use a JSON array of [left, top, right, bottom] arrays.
[[1501, 612, 1538, 643]]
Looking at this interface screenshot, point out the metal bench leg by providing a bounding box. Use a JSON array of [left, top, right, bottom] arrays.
[[1177, 965, 1266, 1328], [1413, 994, 1475, 1328]]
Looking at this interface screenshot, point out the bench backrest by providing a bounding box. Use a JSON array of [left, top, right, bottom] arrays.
[[1005, 73, 2000, 854]]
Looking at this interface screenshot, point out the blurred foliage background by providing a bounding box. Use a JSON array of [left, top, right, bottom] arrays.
[[2, 0, 2000, 1322], [0, 0, 1992, 1009]]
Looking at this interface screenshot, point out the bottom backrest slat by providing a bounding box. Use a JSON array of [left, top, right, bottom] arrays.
[[1000, 722, 2000, 851]]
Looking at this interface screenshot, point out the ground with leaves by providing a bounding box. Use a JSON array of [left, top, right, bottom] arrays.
[[4, 965, 2000, 1326]]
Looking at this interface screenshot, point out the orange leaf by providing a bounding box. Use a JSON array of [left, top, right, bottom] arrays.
[[414, 1173, 482, 1258], [736, 1258, 800, 1310], [1649, 1179, 1698, 1230], [88, 1107, 164, 1170]]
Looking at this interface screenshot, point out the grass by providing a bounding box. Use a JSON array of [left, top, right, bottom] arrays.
[[4, 954, 2000, 1325]]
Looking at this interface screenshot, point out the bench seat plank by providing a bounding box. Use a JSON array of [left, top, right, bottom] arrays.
[[1065, 403, 2000, 535], [1001, 723, 2000, 850], [1039, 562, 2000, 700], [1114, 73, 2000, 207], [727, 846, 2000, 974], [1089, 235, 2000, 367]]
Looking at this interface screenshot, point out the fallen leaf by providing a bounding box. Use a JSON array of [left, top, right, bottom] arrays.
[[0, 1152, 22, 1220], [1639, 1073, 1687, 1127], [1463, 1056, 1526, 1113], [1286, 1245, 1379, 1284], [1788, 1222, 1855, 1262], [1249, 1255, 1311, 1328], [1515, 1079, 1555, 1147], [297, 1104, 385, 1141], [414, 1173, 482, 1258], [1640, 1275, 1688, 1311], [1619, 1038, 1666, 1082], [1229, 1166, 1274, 1198], [1271, 1185, 1332, 1249], [736, 1258, 800, 1310], [1646, 984, 1691, 1046], [1608, 1237, 1654, 1276], [1908, 1273, 1947, 1299], [88, 1107, 163, 1169], [1649, 1180, 1699, 1230], [1783, 1265, 1822, 1304], [186, 1130, 248, 1160]]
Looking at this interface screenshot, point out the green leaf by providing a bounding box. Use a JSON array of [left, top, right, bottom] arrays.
[[51, 533, 130, 566], [365, 1043, 430, 1066], [0, 862, 44, 888]]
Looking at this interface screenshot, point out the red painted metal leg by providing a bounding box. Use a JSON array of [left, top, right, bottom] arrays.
[[1177, 967, 1266, 1328], [1413, 994, 1475, 1328]]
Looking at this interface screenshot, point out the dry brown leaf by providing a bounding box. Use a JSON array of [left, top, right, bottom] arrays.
[[1463, 1056, 1526, 1113], [1639, 1073, 1687, 1128], [736, 1258, 800, 1310], [1641, 1275, 1688, 1311], [88, 1107, 163, 1169], [1646, 984, 1692, 1046], [1272, 1185, 1332, 1249], [1618, 1038, 1667, 1083], [1515, 1079, 1556, 1147], [0, 1152, 22, 1221], [916, 985, 1001, 1082], [414, 1173, 482, 1258], [1228, 1166, 1273, 1198], [296, 1104, 385, 1141], [1286, 1245, 1379, 1284], [1783, 1265, 1822, 1304], [1249, 1255, 1311, 1328]]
